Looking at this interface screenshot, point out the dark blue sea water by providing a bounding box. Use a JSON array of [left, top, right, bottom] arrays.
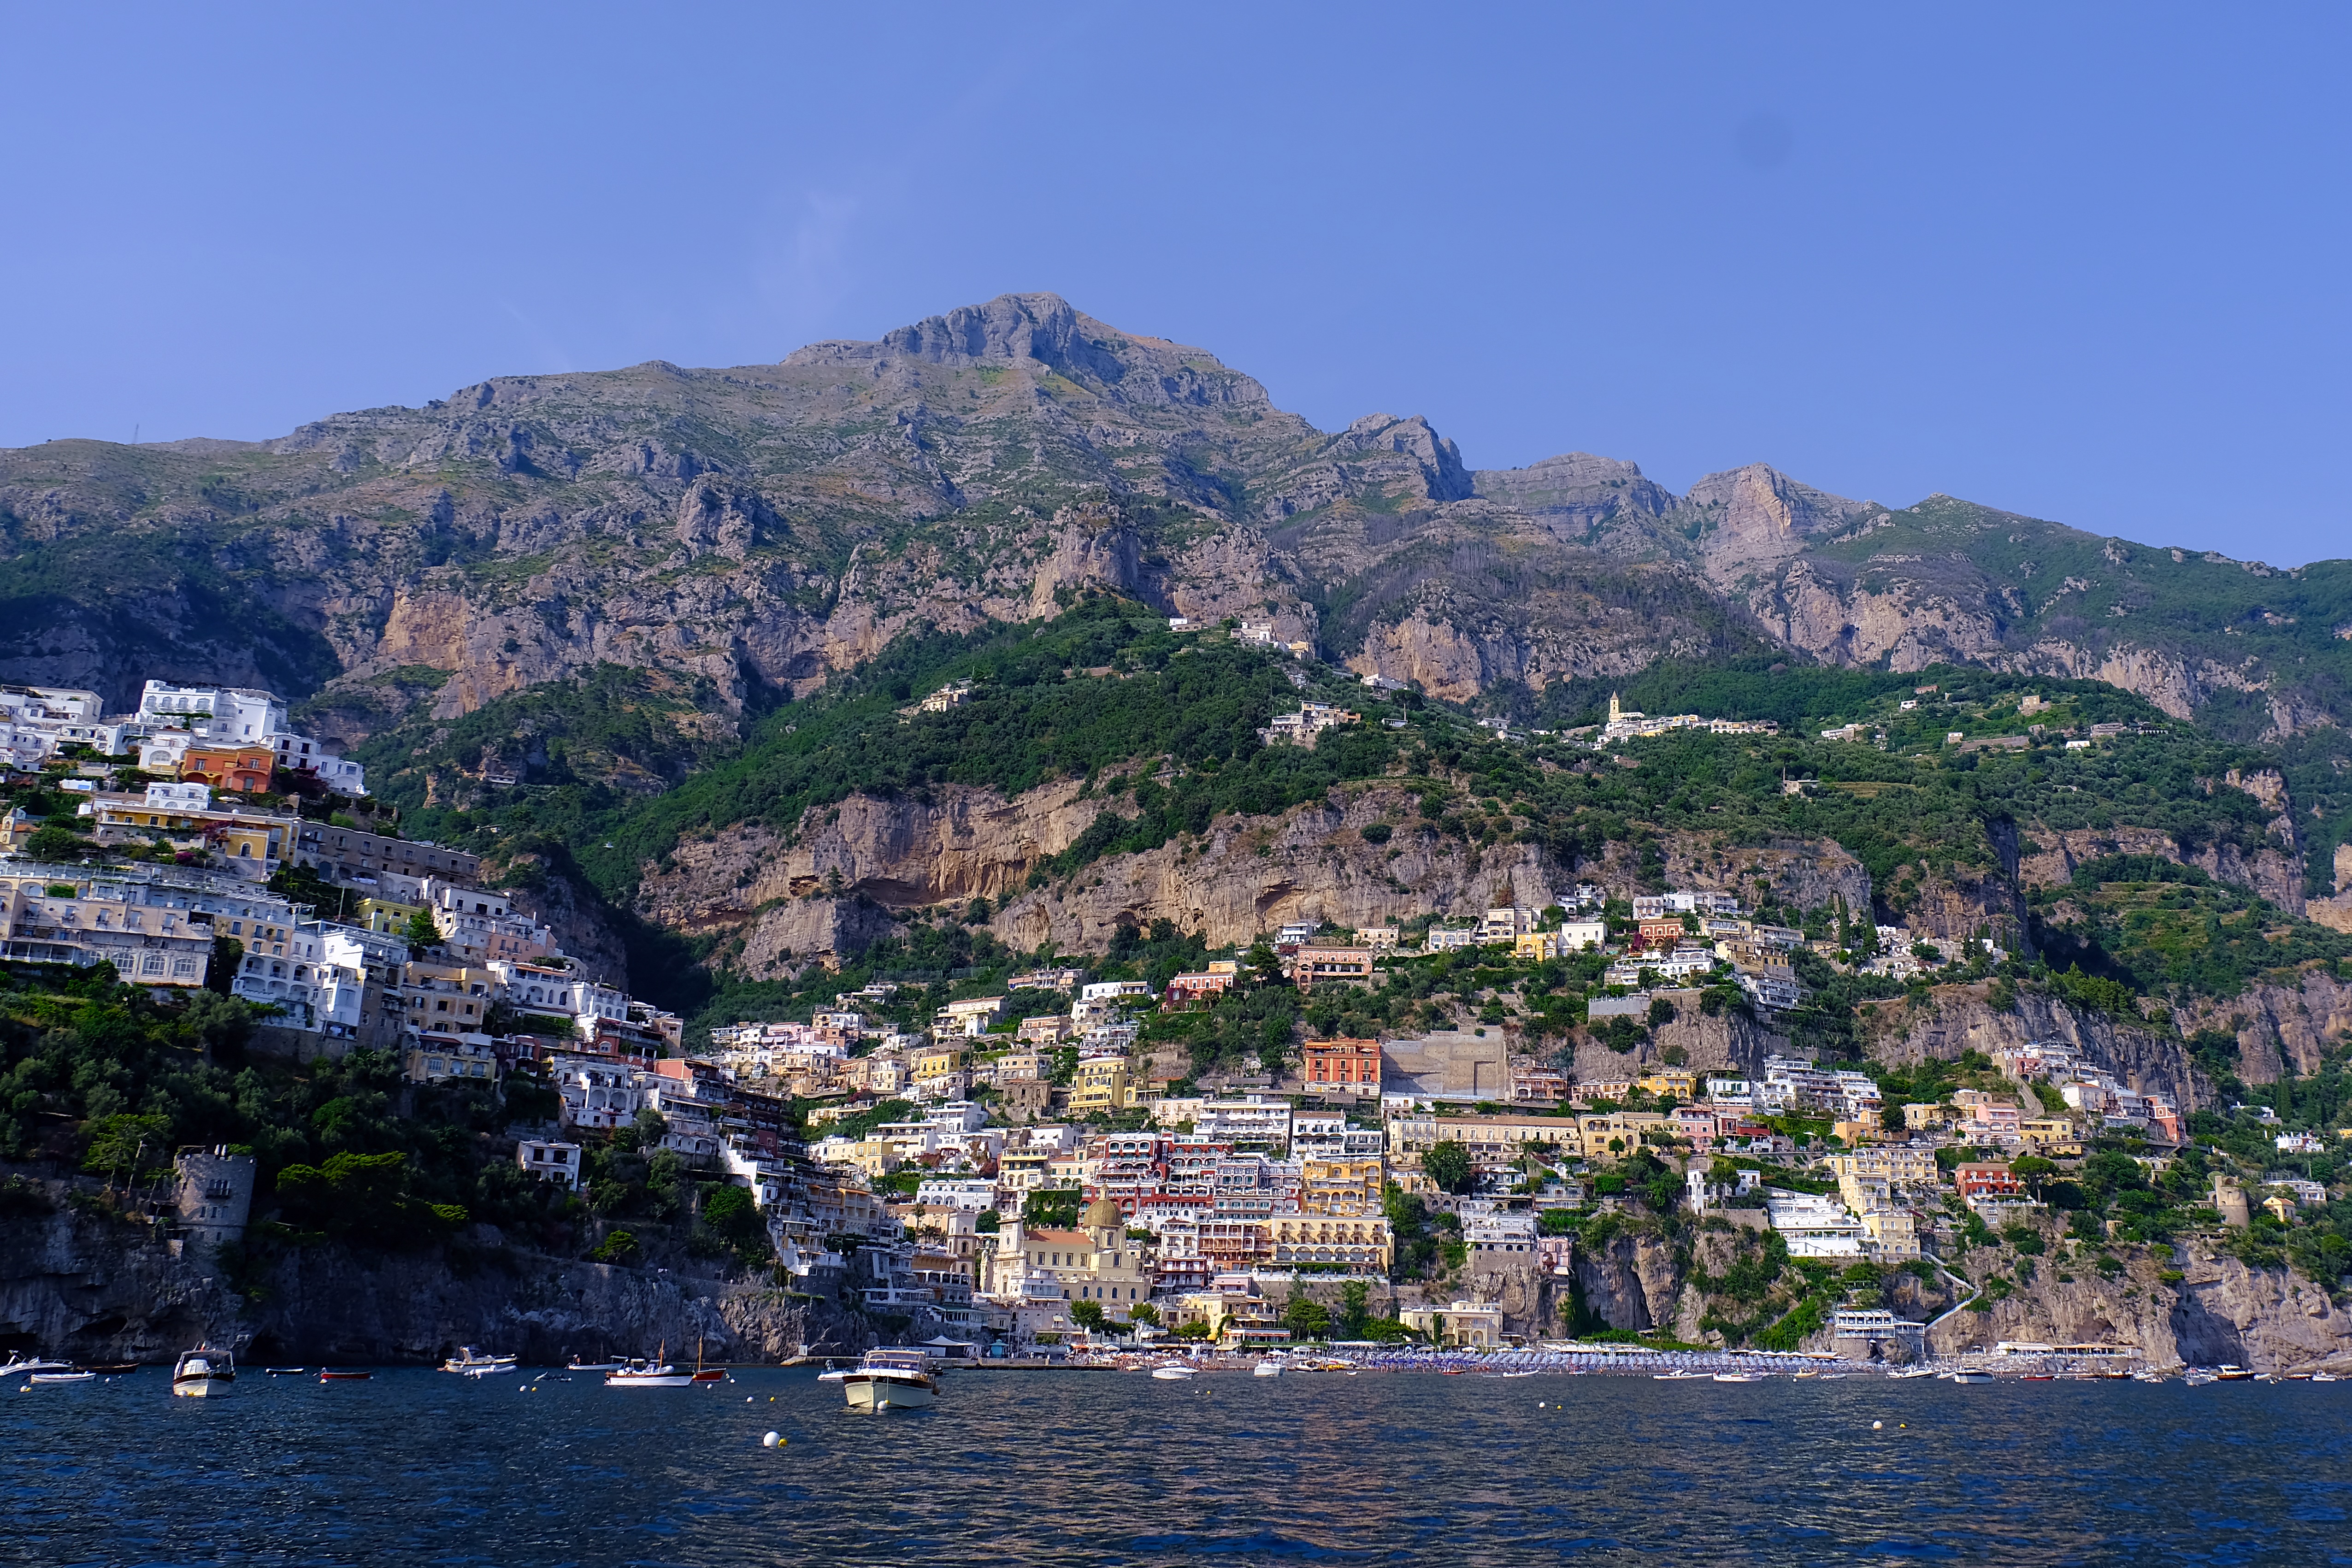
[[5, 1367, 2348, 1566]]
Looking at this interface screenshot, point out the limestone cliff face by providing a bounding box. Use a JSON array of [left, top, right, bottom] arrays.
[[991, 785, 1568, 953], [1859, 985, 2216, 1109], [2174, 972, 2352, 1081], [634, 782, 1109, 972], [1928, 1240, 2352, 1372], [494, 849, 634, 990], [2012, 796, 2307, 919]]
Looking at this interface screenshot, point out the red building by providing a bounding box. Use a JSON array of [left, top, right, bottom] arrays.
[[1955, 1162, 2022, 1198], [1293, 947, 1374, 991], [1635, 918, 1689, 950], [1163, 969, 1237, 1009], [1303, 1037, 1382, 1089]]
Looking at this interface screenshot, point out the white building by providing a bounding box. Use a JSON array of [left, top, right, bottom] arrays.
[[1765, 1190, 1867, 1257], [517, 1140, 583, 1190], [138, 681, 286, 743]]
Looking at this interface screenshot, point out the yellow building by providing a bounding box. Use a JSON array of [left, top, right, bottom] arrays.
[[1635, 1068, 1699, 1101], [1576, 1111, 1671, 1155], [359, 897, 426, 935], [915, 1044, 968, 1080], [403, 956, 497, 1040], [1388, 1111, 1585, 1165], [1301, 1157, 1385, 1215], [1825, 1147, 1937, 1188], [1399, 1299, 1503, 1348], [87, 791, 295, 877], [1005, 1199, 1154, 1322], [2019, 1116, 2085, 1155], [1859, 1206, 1921, 1259], [1069, 1058, 1133, 1114], [1513, 931, 1563, 962], [1268, 1213, 1393, 1271]]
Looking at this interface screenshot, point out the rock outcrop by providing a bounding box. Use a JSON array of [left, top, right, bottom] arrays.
[[0, 1203, 867, 1365], [1928, 1238, 2352, 1372]]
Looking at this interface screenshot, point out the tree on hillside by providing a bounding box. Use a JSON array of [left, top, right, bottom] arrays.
[[1068, 1298, 1108, 1335], [1422, 1139, 1474, 1195]]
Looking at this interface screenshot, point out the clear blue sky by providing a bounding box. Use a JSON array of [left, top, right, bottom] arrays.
[[4, 3, 2346, 563]]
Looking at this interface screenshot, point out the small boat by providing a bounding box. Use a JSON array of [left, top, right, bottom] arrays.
[[2022, 1374, 2056, 1381], [441, 1347, 519, 1375], [0, 1353, 72, 1376], [2312, 1372, 2340, 1383], [83, 1362, 140, 1375], [1149, 1363, 1197, 1382], [566, 1356, 622, 1372], [28, 1371, 95, 1384], [843, 1348, 940, 1409], [689, 1337, 726, 1383], [171, 1346, 237, 1398], [607, 1343, 694, 1388], [2214, 1365, 2257, 1381], [1890, 1367, 1938, 1379], [1711, 1372, 1763, 1383], [1947, 1370, 1995, 1384], [265, 1367, 307, 1376], [318, 1371, 372, 1382], [1653, 1369, 1706, 1380], [1253, 1360, 1284, 1378], [1499, 1370, 1539, 1379]]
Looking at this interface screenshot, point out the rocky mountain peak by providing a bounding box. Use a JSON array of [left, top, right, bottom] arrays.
[[1472, 452, 1677, 530], [785, 292, 1270, 412], [1330, 413, 1474, 503]]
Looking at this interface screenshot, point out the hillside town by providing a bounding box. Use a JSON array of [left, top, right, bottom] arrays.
[[0, 674, 2298, 1370]]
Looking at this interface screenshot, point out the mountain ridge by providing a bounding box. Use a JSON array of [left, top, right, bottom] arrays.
[[1, 291, 2346, 748]]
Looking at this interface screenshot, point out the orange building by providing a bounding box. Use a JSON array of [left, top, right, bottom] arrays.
[[1635, 918, 1689, 949], [1303, 1036, 1381, 1089], [180, 744, 277, 795]]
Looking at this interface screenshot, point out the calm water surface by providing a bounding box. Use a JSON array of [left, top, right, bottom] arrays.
[[5, 1367, 2348, 1566]]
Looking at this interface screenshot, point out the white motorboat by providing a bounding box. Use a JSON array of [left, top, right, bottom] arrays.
[[1653, 1369, 1706, 1380], [29, 1371, 95, 1384], [1947, 1369, 1995, 1384], [441, 1347, 519, 1375], [606, 1351, 691, 1388], [842, 1349, 938, 1410], [0, 1353, 72, 1376], [171, 1346, 236, 1397], [1253, 1359, 1284, 1378], [1711, 1372, 1763, 1383], [1149, 1363, 1197, 1381], [1890, 1366, 1938, 1379], [566, 1356, 623, 1372], [2312, 1372, 2340, 1383]]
